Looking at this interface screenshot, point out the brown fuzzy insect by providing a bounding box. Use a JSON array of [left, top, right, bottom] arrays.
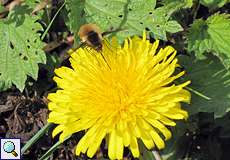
[[78, 23, 103, 51]]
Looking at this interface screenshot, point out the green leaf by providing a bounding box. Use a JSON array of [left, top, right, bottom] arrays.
[[24, 0, 41, 8], [66, 0, 86, 32], [162, 0, 193, 9], [188, 13, 230, 69], [66, 0, 183, 41], [139, 141, 156, 160], [66, 0, 86, 45], [84, 0, 155, 41], [166, 21, 183, 33], [0, 4, 5, 12], [151, 5, 183, 40], [178, 55, 230, 118], [200, 0, 229, 9], [160, 120, 197, 160], [160, 121, 190, 160], [0, 5, 46, 91]]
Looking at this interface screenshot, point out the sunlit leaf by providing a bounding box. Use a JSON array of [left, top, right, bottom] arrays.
[[0, 5, 46, 91], [83, 0, 155, 41], [188, 13, 230, 69], [151, 5, 183, 40], [162, 0, 193, 9], [66, 0, 86, 45], [200, 0, 229, 9], [66, 0, 183, 41]]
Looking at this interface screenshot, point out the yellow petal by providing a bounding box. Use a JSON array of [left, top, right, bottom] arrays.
[[150, 129, 165, 149], [75, 134, 88, 155], [123, 130, 131, 147], [108, 130, 116, 159], [129, 136, 139, 158], [147, 119, 172, 140], [87, 129, 106, 158], [140, 129, 155, 149], [52, 125, 64, 137]]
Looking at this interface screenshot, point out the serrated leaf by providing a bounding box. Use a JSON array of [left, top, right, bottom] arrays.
[[150, 5, 184, 40], [178, 55, 230, 118], [84, 0, 156, 41], [0, 5, 46, 91], [165, 20, 183, 33], [200, 0, 229, 9], [66, 0, 183, 42], [188, 13, 230, 69]]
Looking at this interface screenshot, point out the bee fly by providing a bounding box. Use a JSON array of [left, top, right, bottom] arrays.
[[77, 23, 123, 69]]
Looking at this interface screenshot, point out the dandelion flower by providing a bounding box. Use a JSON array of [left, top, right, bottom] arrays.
[[48, 33, 191, 159]]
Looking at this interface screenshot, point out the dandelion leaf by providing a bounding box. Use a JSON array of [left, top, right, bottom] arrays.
[[179, 55, 230, 118]]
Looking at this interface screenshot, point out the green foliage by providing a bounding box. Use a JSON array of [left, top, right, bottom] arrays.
[[0, 5, 46, 91], [179, 55, 230, 118], [66, 0, 86, 45], [160, 121, 192, 160], [0, 4, 5, 12], [200, 0, 229, 9], [161, 112, 230, 159], [188, 13, 230, 69], [24, 0, 40, 8], [151, 4, 183, 40], [162, 0, 193, 9], [66, 0, 85, 32], [139, 141, 156, 160], [84, 0, 156, 40], [66, 0, 184, 42]]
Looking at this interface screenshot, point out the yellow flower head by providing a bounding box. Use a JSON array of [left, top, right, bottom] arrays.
[[48, 33, 191, 159]]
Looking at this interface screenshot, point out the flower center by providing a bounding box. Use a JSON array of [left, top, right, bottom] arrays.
[[102, 73, 136, 112]]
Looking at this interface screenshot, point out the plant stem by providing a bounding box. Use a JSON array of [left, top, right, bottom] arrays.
[[152, 150, 162, 160], [192, 0, 200, 20], [39, 136, 71, 160], [41, 0, 66, 40], [21, 123, 54, 154]]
